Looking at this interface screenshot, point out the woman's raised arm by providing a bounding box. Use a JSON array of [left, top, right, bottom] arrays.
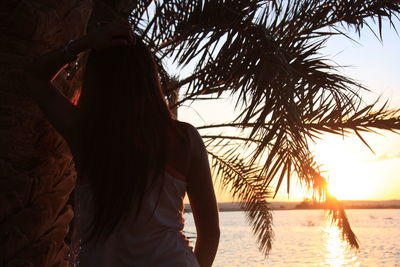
[[25, 22, 134, 144], [186, 125, 220, 267], [30, 22, 134, 81]]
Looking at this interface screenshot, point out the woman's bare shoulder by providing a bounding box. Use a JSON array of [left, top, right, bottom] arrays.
[[166, 120, 197, 175], [173, 120, 194, 130], [172, 120, 202, 144]]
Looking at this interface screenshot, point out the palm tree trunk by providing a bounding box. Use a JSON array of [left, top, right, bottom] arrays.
[[0, 1, 136, 266]]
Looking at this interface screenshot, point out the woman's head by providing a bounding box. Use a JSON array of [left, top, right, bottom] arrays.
[[78, 39, 172, 242], [79, 38, 170, 121]]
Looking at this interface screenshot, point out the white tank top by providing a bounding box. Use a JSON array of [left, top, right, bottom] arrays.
[[72, 169, 199, 267]]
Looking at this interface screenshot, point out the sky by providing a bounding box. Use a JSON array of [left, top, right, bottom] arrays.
[[177, 19, 400, 202]]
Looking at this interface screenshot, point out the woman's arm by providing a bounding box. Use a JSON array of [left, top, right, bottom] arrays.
[[31, 22, 133, 81], [30, 36, 90, 82], [186, 125, 220, 267], [25, 22, 133, 143], [25, 36, 91, 143], [24, 75, 80, 145]]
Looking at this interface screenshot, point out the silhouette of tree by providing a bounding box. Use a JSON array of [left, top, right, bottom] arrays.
[[132, 0, 400, 254], [1, 1, 399, 265]]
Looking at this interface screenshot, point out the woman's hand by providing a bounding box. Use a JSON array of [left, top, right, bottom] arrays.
[[86, 21, 135, 50], [71, 21, 135, 53], [24, 21, 135, 85]]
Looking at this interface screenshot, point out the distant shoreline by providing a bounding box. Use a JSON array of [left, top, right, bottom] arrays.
[[184, 199, 400, 212], [211, 206, 400, 212]]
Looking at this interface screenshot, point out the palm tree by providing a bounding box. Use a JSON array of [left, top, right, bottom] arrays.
[[0, 1, 134, 266], [132, 0, 400, 254], [1, 0, 399, 265]]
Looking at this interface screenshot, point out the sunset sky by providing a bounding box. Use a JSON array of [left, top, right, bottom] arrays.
[[178, 20, 400, 202]]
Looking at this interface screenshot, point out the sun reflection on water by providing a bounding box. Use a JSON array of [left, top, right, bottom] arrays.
[[322, 222, 360, 266]]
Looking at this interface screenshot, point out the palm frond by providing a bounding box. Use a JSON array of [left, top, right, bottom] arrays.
[[207, 148, 273, 255], [128, 0, 400, 256], [326, 194, 359, 249]]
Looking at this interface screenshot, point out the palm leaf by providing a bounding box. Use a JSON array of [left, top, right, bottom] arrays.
[[128, 0, 400, 256], [207, 148, 273, 255]]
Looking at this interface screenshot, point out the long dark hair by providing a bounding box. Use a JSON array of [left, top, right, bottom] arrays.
[[78, 38, 172, 242]]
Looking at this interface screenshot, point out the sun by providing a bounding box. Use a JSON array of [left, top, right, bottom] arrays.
[[326, 162, 378, 200], [311, 135, 382, 201]]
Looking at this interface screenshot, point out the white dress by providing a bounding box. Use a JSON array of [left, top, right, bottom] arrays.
[[73, 168, 199, 267]]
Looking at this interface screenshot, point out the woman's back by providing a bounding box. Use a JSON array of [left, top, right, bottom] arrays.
[[75, 121, 200, 266]]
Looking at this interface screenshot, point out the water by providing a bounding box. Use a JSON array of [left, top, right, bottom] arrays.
[[184, 209, 400, 266]]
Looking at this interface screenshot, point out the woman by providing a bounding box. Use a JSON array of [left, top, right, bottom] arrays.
[[25, 22, 220, 267]]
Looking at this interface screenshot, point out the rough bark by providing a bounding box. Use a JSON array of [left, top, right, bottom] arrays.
[[0, 1, 90, 266], [0, 1, 139, 265]]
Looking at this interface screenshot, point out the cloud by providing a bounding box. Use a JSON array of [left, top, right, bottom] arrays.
[[369, 152, 400, 162]]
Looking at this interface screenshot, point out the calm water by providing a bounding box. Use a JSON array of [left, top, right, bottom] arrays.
[[184, 209, 400, 266]]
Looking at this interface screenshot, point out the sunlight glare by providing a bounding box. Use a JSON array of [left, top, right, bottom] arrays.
[[326, 165, 377, 200], [323, 222, 360, 266], [314, 137, 379, 201]]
